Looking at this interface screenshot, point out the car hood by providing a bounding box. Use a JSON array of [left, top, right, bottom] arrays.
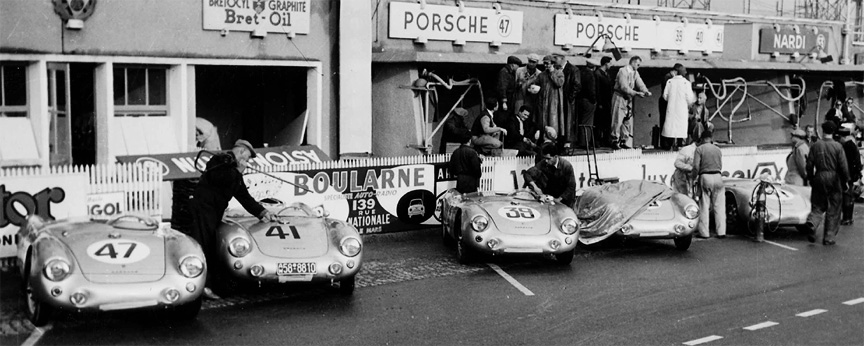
[[631, 198, 676, 221], [576, 180, 675, 244], [55, 225, 165, 284], [248, 217, 329, 258], [468, 197, 552, 235]]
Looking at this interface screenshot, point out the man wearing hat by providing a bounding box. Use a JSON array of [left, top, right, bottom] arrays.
[[784, 128, 810, 186], [439, 107, 472, 154], [497, 56, 522, 112], [576, 58, 599, 148], [515, 54, 542, 114], [553, 53, 582, 145], [804, 121, 849, 245], [188, 139, 275, 299], [839, 125, 862, 225]]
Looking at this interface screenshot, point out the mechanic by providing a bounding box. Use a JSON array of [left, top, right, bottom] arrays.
[[188, 140, 276, 299], [471, 96, 508, 155], [449, 133, 483, 194], [804, 121, 849, 245], [691, 130, 725, 239], [784, 129, 810, 186], [671, 139, 697, 197], [838, 126, 861, 225], [528, 145, 577, 207]]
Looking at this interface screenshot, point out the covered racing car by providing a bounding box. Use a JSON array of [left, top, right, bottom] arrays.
[[575, 180, 699, 250], [217, 200, 362, 295], [438, 189, 580, 265], [16, 214, 206, 326], [724, 177, 811, 234]]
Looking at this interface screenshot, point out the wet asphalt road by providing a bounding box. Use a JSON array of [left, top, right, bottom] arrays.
[[2, 205, 863, 346]]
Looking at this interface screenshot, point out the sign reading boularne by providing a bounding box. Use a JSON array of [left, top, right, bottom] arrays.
[[554, 14, 724, 52], [115, 145, 329, 181], [758, 28, 829, 54], [202, 0, 311, 34], [388, 1, 523, 44], [1, 174, 89, 258]]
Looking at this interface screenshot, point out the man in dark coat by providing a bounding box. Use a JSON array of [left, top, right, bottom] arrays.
[[594, 56, 614, 147], [839, 126, 862, 225], [526, 145, 577, 207], [497, 56, 522, 113], [576, 58, 599, 148], [449, 133, 482, 193], [188, 140, 274, 299], [553, 53, 581, 145], [805, 122, 849, 245], [438, 107, 471, 154]]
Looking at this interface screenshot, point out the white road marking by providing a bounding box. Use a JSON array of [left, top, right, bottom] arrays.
[[842, 298, 864, 305], [764, 240, 798, 251], [22, 325, 51, 346], [487, 263, 534, 296], [743, 321, 779, 331], [796, 309, 828, 317], [682, 335, 723, 345]]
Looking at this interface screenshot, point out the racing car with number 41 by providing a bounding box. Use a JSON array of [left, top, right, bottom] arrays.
[[16, 214, 206, 326], [438, 189, 581, 265], [217, 199, 362, 294]]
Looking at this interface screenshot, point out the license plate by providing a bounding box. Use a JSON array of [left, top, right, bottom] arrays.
[[277, 262, 316, 275]]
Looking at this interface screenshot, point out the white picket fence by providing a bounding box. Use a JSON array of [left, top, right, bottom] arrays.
[[1, 163, 163, 218]]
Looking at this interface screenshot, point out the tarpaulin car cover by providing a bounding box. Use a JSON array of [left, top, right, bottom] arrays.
[[576, 180, 674, 244]]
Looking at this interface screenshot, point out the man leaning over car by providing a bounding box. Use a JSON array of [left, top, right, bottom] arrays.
[[187, 140, 276, 300], [526, 145, 577, 208]]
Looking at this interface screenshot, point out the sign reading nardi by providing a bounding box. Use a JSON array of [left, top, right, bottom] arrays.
[[389, 2, 523, 44], [203, 0, 310, 34], [759, 28, 829, 54]]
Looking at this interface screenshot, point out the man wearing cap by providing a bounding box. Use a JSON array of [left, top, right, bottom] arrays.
[[838, 126, 861, 225], [497, 56, 522, 112], [594, 56, 614, 147], [553, 53, 581, 145], [804, 121, 849, 245], [536, 55, 565, 137], [188, 139, 276, 299], [785, 129, 810, 186], [515, 54, 542, 114], [439, 107, 472, 154], [611, 56, 651, 149], [691, 130, 725, 238], [576, 58, 599, 148]]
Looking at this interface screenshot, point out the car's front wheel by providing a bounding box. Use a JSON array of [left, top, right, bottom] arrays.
[[674, 234, 693, 251], [24, 260, 52, 327], [725, 193, 747, 235], [337, 276, 356, 295], [456, 233, 475, 264], [552, 249, 575, 266], [171, 297, 202, 322]]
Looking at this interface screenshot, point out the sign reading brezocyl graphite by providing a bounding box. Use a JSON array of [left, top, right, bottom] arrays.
[[233, 163, 451, 234], [202, 0, 311, 35]]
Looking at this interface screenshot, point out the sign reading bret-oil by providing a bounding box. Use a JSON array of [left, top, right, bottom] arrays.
[[388, 1, 523, 44], [202, 0, 311, 35], [554, 14, 724, 53], [232, 164, 444, 234], [759, 27, 829, 54], [1, 174, 89, 258]]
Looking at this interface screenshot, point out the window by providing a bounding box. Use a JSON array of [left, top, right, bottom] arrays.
[[113, 66, 168, 117], [0, 64, 27, 117]]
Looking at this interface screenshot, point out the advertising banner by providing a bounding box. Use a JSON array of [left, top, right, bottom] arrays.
[[554, 14, 724, 52], [388, 2, 523, 44], [202, 0, 311, 35], [115, 145, 329, 181], [758, 28, 829, 54], [1, 174, 89, 258], [86, 192, 127, 221]]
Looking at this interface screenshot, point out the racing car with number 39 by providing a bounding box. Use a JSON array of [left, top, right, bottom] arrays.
[[217, 199, 363, 294], [438, 189, 581, 265], [16, 214, 206, 326]]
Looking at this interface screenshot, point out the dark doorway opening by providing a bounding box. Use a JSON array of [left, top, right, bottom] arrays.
[[70, 63, 97, 166]]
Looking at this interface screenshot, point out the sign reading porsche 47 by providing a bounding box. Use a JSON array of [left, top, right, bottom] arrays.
[[388, 2, 523, 44], [202, 0, 311, 34]]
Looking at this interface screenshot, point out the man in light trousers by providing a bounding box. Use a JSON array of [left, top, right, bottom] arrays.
[[691, 130, 725, 238], [610, 56, 650, 149]]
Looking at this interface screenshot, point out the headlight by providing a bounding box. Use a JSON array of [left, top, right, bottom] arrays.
[[471, 215, 489, 232], [764, 184, 775, 195], [560, 218, 578, 235], [339, 238, 362, 257], [44, 259, 71, 282], [179, 256, 204, 278], [684, 204, 699, 219], [229, 237, 252, 258]]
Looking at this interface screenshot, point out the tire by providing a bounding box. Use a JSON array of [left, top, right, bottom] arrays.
[[441, 217, 455, 248], [171, 297, 202, 322], [456, 234, 474, 264], [725, 193, 747, 235], [674, 234, 693, 251], [552, 249, 575, 265], [24, 260, 52, 327], [337, 276, 356, 296]]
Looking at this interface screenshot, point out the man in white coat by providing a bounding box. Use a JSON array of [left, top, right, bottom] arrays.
[[662, 64, 695, 150]]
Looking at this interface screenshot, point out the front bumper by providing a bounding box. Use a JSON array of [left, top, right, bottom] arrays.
[[222, 251, 363, 283], [32, 273, 204, 311], [619, 218, 697, 239], [462, 229, 578, 255]]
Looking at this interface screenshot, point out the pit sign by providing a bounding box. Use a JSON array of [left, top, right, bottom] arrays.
[[87, 192, 127, 221], [203, 0, 310, 35], [389, 2, 523, 44]]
